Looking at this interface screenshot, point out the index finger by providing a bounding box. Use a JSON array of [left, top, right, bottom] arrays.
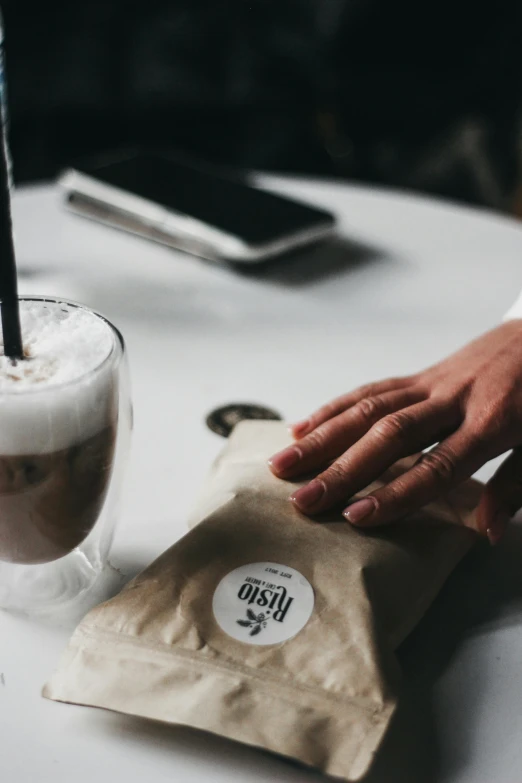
[[291, 376, 416, 438]]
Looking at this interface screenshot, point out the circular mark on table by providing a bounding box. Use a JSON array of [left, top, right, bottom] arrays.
[[206, 403, 283, 438]]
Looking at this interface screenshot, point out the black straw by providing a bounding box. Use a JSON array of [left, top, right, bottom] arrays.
[[0, 109, 22, 360]]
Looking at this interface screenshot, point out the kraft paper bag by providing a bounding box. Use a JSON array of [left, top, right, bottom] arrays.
[[44, 421, 481, 780]]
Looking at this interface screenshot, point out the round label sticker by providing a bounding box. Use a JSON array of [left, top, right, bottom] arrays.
[[212, 562, 315, 646]]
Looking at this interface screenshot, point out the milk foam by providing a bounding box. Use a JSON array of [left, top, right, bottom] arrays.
[[0, 301, 119, 454], [0, 301, 114, 389]]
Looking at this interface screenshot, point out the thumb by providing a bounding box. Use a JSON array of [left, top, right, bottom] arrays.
[[477, 448, 522, 545]]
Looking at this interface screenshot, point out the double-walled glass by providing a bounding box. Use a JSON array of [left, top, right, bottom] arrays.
[[0, 297, 132, 619]]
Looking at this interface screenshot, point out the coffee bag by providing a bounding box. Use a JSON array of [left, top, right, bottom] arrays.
[[44, 422, 481, 780]]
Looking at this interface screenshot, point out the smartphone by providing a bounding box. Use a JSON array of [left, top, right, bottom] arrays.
[[59, 153, 336, 263]]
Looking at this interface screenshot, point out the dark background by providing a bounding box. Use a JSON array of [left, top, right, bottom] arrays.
[[3, 1, 522, 210]]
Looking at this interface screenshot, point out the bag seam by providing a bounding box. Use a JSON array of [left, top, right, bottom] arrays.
[[72, 624, 391, 719]]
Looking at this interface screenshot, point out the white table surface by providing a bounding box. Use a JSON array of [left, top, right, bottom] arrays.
[[2, 177, 522, 783]]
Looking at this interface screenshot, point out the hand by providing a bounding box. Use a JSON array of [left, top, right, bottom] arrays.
[[268, 320, 522, 544]]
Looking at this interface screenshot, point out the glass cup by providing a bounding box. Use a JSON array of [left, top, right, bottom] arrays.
[[0, 297, 132, 619]]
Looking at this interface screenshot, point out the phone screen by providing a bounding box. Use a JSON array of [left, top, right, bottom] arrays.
[[78, 155, 334, 245]]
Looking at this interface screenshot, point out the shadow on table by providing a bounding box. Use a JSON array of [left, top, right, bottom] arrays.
[[98, 713, 325, 781], [18, 234, 386, 294], [364, 520, 522, 783], [16, 242, 388, 331], [85, 524, 522, 783], [231, 235, 384, 288]]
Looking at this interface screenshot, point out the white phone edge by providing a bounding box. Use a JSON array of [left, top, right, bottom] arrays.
[[58, 169, 335, 264]]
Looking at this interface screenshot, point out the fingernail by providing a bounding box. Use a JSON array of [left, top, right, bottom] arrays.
[[486, 512, 510, 546], [291, 479, 325, 510], [268, 446, 302, 475], [290, 419, 311, 438], [343, 497, 377, 525]]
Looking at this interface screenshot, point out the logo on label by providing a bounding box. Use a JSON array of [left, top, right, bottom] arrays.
[[212, 562, 314, 646]]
